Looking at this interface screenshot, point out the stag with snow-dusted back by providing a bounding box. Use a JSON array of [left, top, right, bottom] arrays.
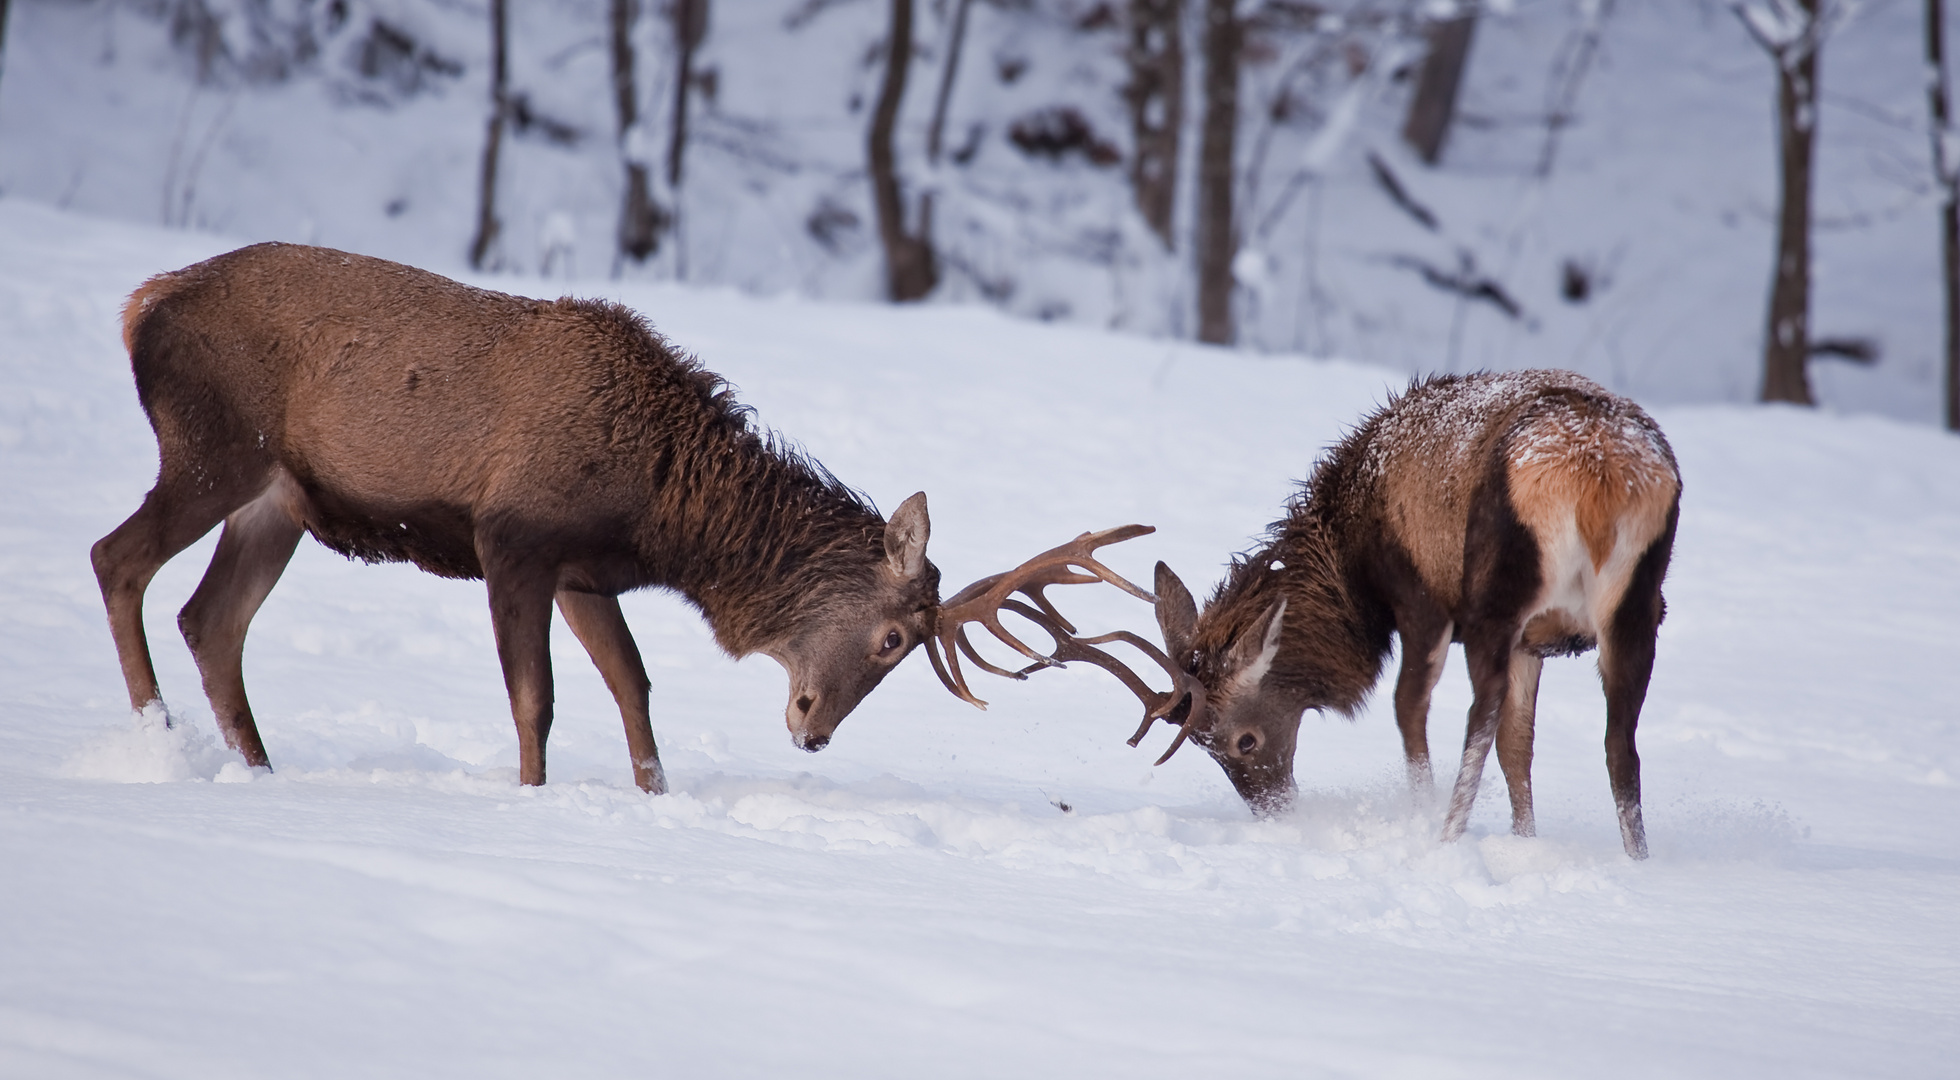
[[980, 371, 1679, 859]]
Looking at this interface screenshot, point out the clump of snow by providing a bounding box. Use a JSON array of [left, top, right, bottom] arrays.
[[59, 700, 237, 783]]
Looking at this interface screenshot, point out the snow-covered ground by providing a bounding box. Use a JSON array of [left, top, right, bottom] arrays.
[[3, 200, 1957, 1077]]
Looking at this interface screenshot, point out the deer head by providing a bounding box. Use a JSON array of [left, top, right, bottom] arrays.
[[765, 492, 939, 752], [927, 533, 1298, 817], [1150, 562, 1298, 815]]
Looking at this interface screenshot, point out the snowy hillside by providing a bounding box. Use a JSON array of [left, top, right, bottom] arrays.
[[3, 201, 1958, 1077], [0, 0, 1948, 421]]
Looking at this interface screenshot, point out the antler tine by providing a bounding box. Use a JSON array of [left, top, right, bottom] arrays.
[[927, 525, 1158, 709], [997, 600, 1171, 714], [1074, 629, 1188, 719], [1033, 522, 1159, 603], [928, 524, 1209, 767], [1004, 603, 1210, 768], [935, 597, 1071, 707], [955, 624, 1056, 679], [1008, 610, 1210, 767], [1143, 686, 1207, 767], [923, 627, 982, 707]]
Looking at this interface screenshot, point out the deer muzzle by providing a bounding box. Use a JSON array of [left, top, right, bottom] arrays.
[[786, 687, 838, 752]]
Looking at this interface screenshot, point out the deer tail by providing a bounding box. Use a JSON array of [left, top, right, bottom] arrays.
[[121, 271, 185, 356]]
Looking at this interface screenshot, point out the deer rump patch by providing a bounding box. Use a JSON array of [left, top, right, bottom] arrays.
[[1504, 396, 1679, 655], [1372, 376, 1677, 643]]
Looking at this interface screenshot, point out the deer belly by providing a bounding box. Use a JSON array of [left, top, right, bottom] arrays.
[[301, 486, 485, 581]]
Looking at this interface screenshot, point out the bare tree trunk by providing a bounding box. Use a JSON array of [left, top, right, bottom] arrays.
[[1944, 190, 1959, 429], [1403, 13, 1477, 166], [1195, 0, 1240, 344], [1929, 0, 1960, 429], [0, 0, 13, 107], [1760, 0, 1820, 405], [926, 0, 973, 164], [469, 0, 509, 270], [869, 0, 937, 302], [666, 0, 708, 279], [611, 0, 665, 264], [1125, 0, 1183, 249], [668, 0, 707, 190]]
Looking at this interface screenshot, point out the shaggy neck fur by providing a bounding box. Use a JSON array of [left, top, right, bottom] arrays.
[[583, 302, 939, 655], [1193, 426, 1395, 716]]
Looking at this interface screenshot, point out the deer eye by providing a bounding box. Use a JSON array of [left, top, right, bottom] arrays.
[[1237, 732, 1259, 755], [881, 629, 903, 653]]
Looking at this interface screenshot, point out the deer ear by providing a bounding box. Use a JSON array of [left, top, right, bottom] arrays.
[[885, 491, 930, 580], [1154, 561, 1198, 659], [1228, 597, 1287, 691]]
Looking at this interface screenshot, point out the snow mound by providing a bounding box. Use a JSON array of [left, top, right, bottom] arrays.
[[59, 700, 238, 783]]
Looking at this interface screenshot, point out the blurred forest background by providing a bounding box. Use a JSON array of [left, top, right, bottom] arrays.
[[0, 0, 1952, 423]]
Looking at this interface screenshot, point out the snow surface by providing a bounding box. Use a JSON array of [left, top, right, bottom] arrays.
[[3, 200, 1959, 1077]]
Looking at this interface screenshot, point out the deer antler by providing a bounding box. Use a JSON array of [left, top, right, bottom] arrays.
[[997, 599, 1209, 767], [928, 525, 1207, 765], [926, 524, 1155, 706]]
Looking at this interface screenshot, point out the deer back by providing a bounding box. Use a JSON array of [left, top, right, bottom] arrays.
[[127, 244, 715, 517]]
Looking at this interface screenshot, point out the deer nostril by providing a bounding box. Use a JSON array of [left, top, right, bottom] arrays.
[[1237, 732, 1258, 755], [796, 694, 815, 715]]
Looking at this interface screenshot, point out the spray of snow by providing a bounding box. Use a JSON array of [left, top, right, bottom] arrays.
[[59, 700, 238, 783]]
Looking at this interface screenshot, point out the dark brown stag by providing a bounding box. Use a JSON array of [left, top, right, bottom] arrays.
[[948, 372, 1681, 860], [94, 243, 946, 793]]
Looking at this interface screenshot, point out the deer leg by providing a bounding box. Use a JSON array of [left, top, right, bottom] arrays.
[[91, 471, 257, 713], [1598, 637, 1651, 860], [1441, 632, 1515, 843], [1391, 616, 1453, 792], [1494, 649, 1544, 838], [1599, 540, 1671, 861], [556, 590, 666, 795], [176, 483, 305, 767], [482, 554, 558, 787]]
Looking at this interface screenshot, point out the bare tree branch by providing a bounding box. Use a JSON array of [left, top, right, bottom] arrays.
[[1366, 150, 1438, 231], [926, 0, 972, 165], [1387, 252, 1527, 321], [1927, 0, 1960, 427]]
